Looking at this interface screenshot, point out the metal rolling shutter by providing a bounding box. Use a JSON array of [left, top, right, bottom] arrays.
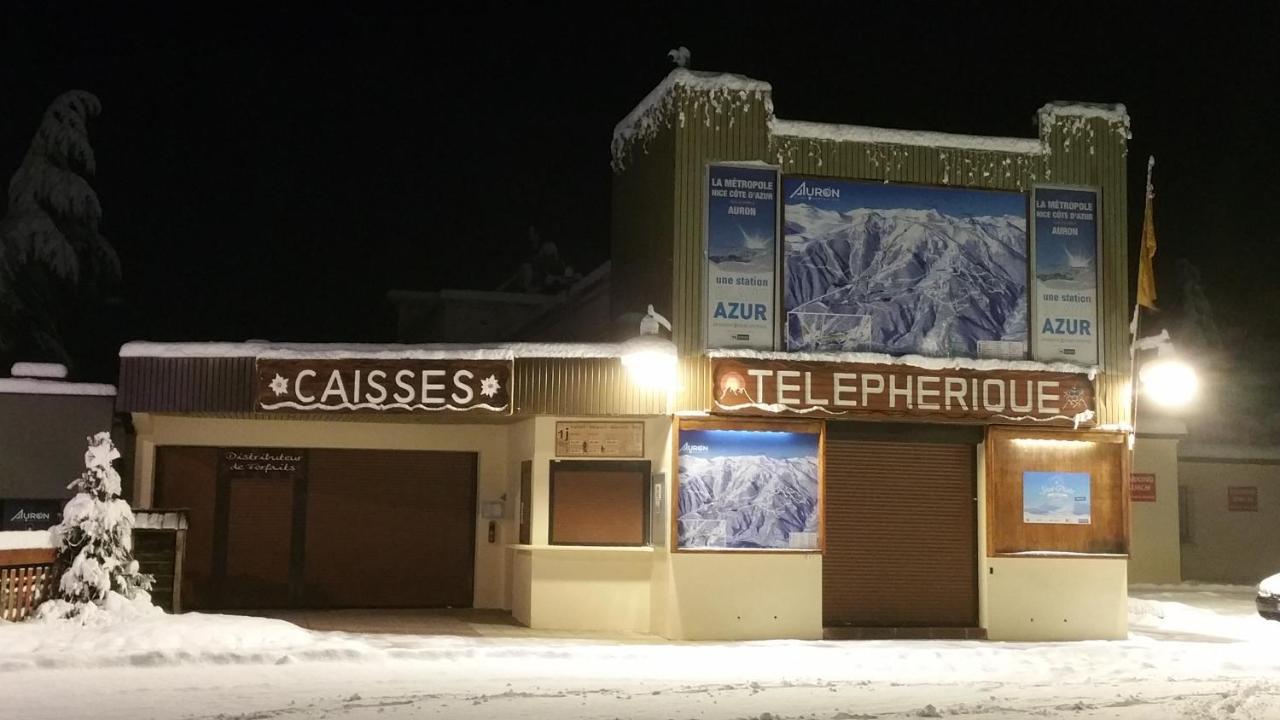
[[153, 446, 219, 610], [302, 449, 476, 608], [221, 478, 295, 607], [823, 438, 977, 627]]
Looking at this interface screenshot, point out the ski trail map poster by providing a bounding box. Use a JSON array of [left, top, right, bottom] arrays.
[[677, 428, 819, 550], [782, 177, 1029, 358], [705, 164, 779, 349], [1031, 187, 1101, 364]]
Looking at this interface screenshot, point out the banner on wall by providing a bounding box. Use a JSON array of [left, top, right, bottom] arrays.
[[1031, 186, 1101, 365], [705, 163, 779, 349], [677, 428, 819, 549], [1023, 471, 1092, 524], [782, 177, 1029, 358]]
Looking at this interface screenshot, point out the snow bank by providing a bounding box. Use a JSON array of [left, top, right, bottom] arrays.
[[0, 377, 116, 396], [708, 348, 1097, 377], [769, 118, 1045, 155], [0, 530, 53, 550], [1128, 584, 1280, 643], [9, 362, 67, 378], [120, 340, 633, 361]]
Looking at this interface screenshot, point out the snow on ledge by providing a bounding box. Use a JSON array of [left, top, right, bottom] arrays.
[[120, 340, 633, 361], [0, 378, 116, 397], [1001, 551, 1128, 558], [612, 68, 772, 171], [707, 348, 1097, 377], [0, 530, 54, 550], [1038, 101, 1130, 123], [769, 118, 1046, 155], [10, 362, 68, 378]]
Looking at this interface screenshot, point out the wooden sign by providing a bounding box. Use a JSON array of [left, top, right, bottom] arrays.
[[711, 358, 1095, 425], [218, 448, 307, 480], [256, 358, 512, 414], [555, 421, 645, 457], [1130, 473, 1157, 502], [1228, 486, 1258, 512]]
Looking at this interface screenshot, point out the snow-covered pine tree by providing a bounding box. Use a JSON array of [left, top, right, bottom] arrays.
[[38, 431, 152, 619], [0, 90, 120, 365]]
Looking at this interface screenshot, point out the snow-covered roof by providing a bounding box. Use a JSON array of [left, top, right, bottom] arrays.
[[769, 119, 1046, 155], [1038, 101, 1130, 123], [120, 340, 634, 361], [10, 362, 68, 379], [611, 69, 772, 171], [0, 377, 116, 397], [708, 348, 1097, 377]]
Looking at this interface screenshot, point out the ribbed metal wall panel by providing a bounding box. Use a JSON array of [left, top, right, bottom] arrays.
[[117, 356, 256, 413], [512, 358, 668, 416]]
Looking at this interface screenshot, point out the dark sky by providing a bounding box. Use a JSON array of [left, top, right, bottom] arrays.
[[2, 4, 1278, 381]]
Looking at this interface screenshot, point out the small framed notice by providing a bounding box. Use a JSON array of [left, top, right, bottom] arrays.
[[1228, 486, 1258, 512], [1130, 473, 1157, 502], [555, 421, 645, 458]]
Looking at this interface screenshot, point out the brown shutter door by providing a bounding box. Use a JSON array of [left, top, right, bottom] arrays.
[[153, 446, 219, 610], [302, 449, 476, 608], [222, 478, 295, 607], [823, 439, 977, 627]]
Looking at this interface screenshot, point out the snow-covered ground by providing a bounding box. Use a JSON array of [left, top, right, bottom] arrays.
[[1, 585, 1277, 719]]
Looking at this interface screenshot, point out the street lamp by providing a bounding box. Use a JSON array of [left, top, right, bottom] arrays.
[[621, 305, 677, 390]]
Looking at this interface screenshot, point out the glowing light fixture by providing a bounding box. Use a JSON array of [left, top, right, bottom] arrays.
[[1133, 329, 1198, 409], [621, 305, 678, 390]]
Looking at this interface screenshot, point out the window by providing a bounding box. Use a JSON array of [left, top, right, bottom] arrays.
[[1178, 485, 1193, 544], [549, 460, 650, 546]]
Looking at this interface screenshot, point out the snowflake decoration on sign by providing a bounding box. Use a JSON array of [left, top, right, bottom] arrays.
[[479, 374, 501, 399], [268, 373, 290, 396], [1063, 386, 1087, 410]]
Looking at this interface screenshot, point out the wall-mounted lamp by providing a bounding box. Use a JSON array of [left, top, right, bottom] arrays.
[[621, 304, 678, 391], [1134, 330, 1198, 409]]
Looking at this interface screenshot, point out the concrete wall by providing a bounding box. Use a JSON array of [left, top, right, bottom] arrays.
[[985, 556, 1128, 640], [0, 393, 116, 499], [1129, 437, 1182, 583], [133, 413, 514, 610], [1179, 456, 1280, 584]]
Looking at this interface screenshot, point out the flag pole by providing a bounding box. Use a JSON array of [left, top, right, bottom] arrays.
[[1129, 155, 1156, 446]]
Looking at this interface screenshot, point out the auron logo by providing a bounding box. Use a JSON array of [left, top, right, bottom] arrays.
[[788, 181, 840, 200], [679, 443, 709, 454], [9, 509, 51, 522]]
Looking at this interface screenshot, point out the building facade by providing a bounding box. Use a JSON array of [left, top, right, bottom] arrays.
[[118, 69, 1136, 641]]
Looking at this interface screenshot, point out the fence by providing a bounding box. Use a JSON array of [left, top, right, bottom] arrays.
[[0, 547, 57, 621]]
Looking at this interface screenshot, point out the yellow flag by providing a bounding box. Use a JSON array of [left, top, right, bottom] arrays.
[[1136, 157, 1158, 310]]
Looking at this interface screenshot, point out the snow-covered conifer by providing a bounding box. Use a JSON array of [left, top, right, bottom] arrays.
[[38, 431, 152, 619]]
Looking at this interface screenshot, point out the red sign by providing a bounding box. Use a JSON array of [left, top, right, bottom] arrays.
[[1228, 486, 1258, 512], [1130, 473, 1156, 502]]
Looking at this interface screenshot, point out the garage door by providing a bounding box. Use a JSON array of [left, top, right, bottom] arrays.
[[824, 428, 978, 628], [154, 446, 477, 610], [302, 449, 477, 608]]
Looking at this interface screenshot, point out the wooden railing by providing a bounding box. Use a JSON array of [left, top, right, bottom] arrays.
[[0, 548, 57, 622]]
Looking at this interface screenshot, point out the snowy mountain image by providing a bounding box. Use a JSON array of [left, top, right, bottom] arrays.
[[1035, 242, 1098, 291], [678, 454, 819, 549], [782, 179, 1028, 356]]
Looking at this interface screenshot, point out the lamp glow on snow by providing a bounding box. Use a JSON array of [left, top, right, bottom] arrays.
[[1134, 330, 1199, 409], [621, 305, 678, 391]]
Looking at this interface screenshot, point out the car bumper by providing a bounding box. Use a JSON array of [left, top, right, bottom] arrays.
[[1258, 594, 1280, 621]]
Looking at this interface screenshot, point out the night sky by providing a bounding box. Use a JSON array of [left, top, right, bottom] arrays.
[[2, 4, 1278, 382]]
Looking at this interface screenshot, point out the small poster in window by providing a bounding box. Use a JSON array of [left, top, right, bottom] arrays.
[[1023, 471, 1091, 524]]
